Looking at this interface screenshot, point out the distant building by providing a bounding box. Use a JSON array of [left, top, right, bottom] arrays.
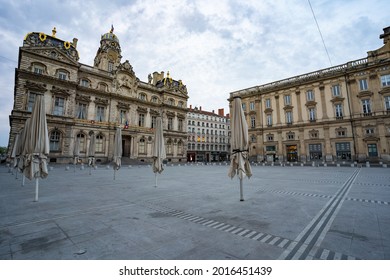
[[8, 27, 189, 164], [229, 26, 390, 163], [187, 106, 230, 162]]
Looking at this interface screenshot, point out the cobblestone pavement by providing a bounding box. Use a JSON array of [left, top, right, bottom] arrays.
[[0, 163, 389, 260]]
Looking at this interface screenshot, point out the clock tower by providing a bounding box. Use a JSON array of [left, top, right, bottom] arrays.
[[94, 25, 122, 72]]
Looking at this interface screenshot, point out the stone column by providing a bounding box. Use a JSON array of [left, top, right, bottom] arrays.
[[299, 128, 306, 162], [295, 90, 303, 122], [323, 126, 332, 161], [277, 130, 283, 161]]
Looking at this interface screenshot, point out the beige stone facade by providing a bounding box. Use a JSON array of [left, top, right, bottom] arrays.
[[8, 27, 188, 164], [229, 27, 390, 163]]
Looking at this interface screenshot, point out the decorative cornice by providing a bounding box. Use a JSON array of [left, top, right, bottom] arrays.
[[357, 90, 374, 98], [94, 97, 109, 105], [117, 101, 130, 109], [305, 101, 317, 107], [75, 93, 91, 103], [331, 96, 345, 103], [137, 106, 147, 113]]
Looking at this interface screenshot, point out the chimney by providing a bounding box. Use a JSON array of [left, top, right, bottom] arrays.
[[226, 113, 230, 118], [200, 106, 202, 111], [218, 108, 224, 116], [212, 110, 215, 113], [380, 26, 390, 44], [190, 104, 192, 109]]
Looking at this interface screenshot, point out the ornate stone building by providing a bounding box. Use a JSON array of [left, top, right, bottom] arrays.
[[186, 106, 230, 162], [229, 26, 390, 163], [8, 27, 189, 164]]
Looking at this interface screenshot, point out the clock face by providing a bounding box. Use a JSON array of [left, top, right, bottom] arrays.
[[111, 42, 116, 47]]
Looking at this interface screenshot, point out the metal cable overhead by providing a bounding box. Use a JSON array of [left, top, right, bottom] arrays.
[[308, 0, 333, 66]]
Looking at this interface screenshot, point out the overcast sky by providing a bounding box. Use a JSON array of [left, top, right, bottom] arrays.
[[0, 0, 388, 147]]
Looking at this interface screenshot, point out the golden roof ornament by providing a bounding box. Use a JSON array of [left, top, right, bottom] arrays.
[[52, 27, 56, 37]]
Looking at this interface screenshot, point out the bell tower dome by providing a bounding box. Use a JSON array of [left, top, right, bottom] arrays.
[[94, 25, 122, 72]]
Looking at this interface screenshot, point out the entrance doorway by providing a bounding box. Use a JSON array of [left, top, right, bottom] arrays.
[[367, 143, 378, 157], [122, 136, 131, 157], [286, 145, 298, 162]]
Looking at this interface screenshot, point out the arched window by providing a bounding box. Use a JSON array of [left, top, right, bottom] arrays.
[[177, 140, 183, 155], [166, 139, 173, 154], [77, 133, 86, 152], [139, 93, 147, 101], [81, 78, 91, 87], [50, 130, 61, 151], [139, 138, 146, 154], [151, 96, 159, 103], [96, 134, 104, 152]]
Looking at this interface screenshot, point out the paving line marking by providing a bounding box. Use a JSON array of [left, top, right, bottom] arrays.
[[142, 201, 360, 260], [278, 168, 360, 260]]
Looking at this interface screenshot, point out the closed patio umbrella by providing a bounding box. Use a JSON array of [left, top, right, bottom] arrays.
[[113, 127, 122, 180], [10, 133, 20, 178], [18, 119, 30, 186], [22, 95, 49, 201], [228, 96, 252, 201], [88, 133, 96, 175], [73, 137, 80, 172], [152, 116, 166, 187]]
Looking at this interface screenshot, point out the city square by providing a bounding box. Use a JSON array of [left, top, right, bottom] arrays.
[[1, 163, 389, 260]]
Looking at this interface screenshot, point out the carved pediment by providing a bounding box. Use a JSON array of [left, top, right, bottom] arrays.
[[283, 105, 294, 110], [166, 110, 175, 117], [149, 109, 161, 116], [137, 106, 147, 113], [75, 94, 91, 102], [264, 108, 273, 114], [117, 102, 130, 109], [177, 113, 186, 119], [51, 86, 70, 97], [357, 90, 373, 98], [331, 96, 345, 103], [25, 81, 47, 92], [116, 60, 135, 76], [32, 49, 78, 65], [379, 86, 390, 95], [305, 101, 317, 107], [94, 97, 108, 105]]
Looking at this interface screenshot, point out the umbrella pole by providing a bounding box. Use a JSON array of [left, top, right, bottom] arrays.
[[114, 169, 116, 180], [22, 174, 25, 186], [74, 163, 76, 173], [15, 168, 18, 179], [34, 178, 39, 202], [240, 178, 244, 201], [89, 165, 91, 175], [155, 173, 157, 187]]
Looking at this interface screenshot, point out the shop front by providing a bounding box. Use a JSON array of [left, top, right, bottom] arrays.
[[335, 142, 351, 160], [309, 143, 322, 160], [286, 144, 298, 162]]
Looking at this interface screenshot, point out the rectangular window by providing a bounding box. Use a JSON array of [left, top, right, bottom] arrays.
[[242, 103, 246, 111], [309, 108, 316, 121], [53, 97, 65, 116], [138, 114, 145, 127], [178, 119, 183, 131], [367, 143, 378, 157], [267, 114, 272, 126], [267, 135, 274, 141], [332, 85, 341, 96], [286, 111, 293, 124], [250, 116, 255, 128], [337, 130, 346, 137], [306, 90, 314, 101], [335, 104, 343, 118], [362, 99, 371, 114], [96, 135, 103, 152], [265, 98, 271, 108], [81, 79, 90, 87], [96, 106, 105, 122], [34, 65, 44, 74], [151, 116, 157, 128], [385, 96, 390, 110], [58, 71, 67, 80], [168, 117, 173, 130], [359, 79, 368, 91], [27, 92, 37, 112], [119, 110, 126, 124], [284, 95, 291, 105], [249, 102, 255, 111], [381, 74, 390, 87], [108, 62, 114, 72], [49, 131, 60, 151], [76, 103, 87, 119]]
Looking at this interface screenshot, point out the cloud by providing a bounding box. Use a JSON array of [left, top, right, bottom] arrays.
[[0, 0, 388, 147]]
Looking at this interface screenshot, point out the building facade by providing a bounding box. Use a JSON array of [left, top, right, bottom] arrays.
[[8, 27, 189, 164], [229, 27, 390, 163], [186, 106, 230, 162]]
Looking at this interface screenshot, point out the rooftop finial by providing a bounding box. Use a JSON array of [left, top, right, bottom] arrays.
[[110, 24, 114, 33], [52, 27, 56, 37]]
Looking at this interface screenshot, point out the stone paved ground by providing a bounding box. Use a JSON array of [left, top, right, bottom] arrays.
[[0, 163, 389, 260]]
